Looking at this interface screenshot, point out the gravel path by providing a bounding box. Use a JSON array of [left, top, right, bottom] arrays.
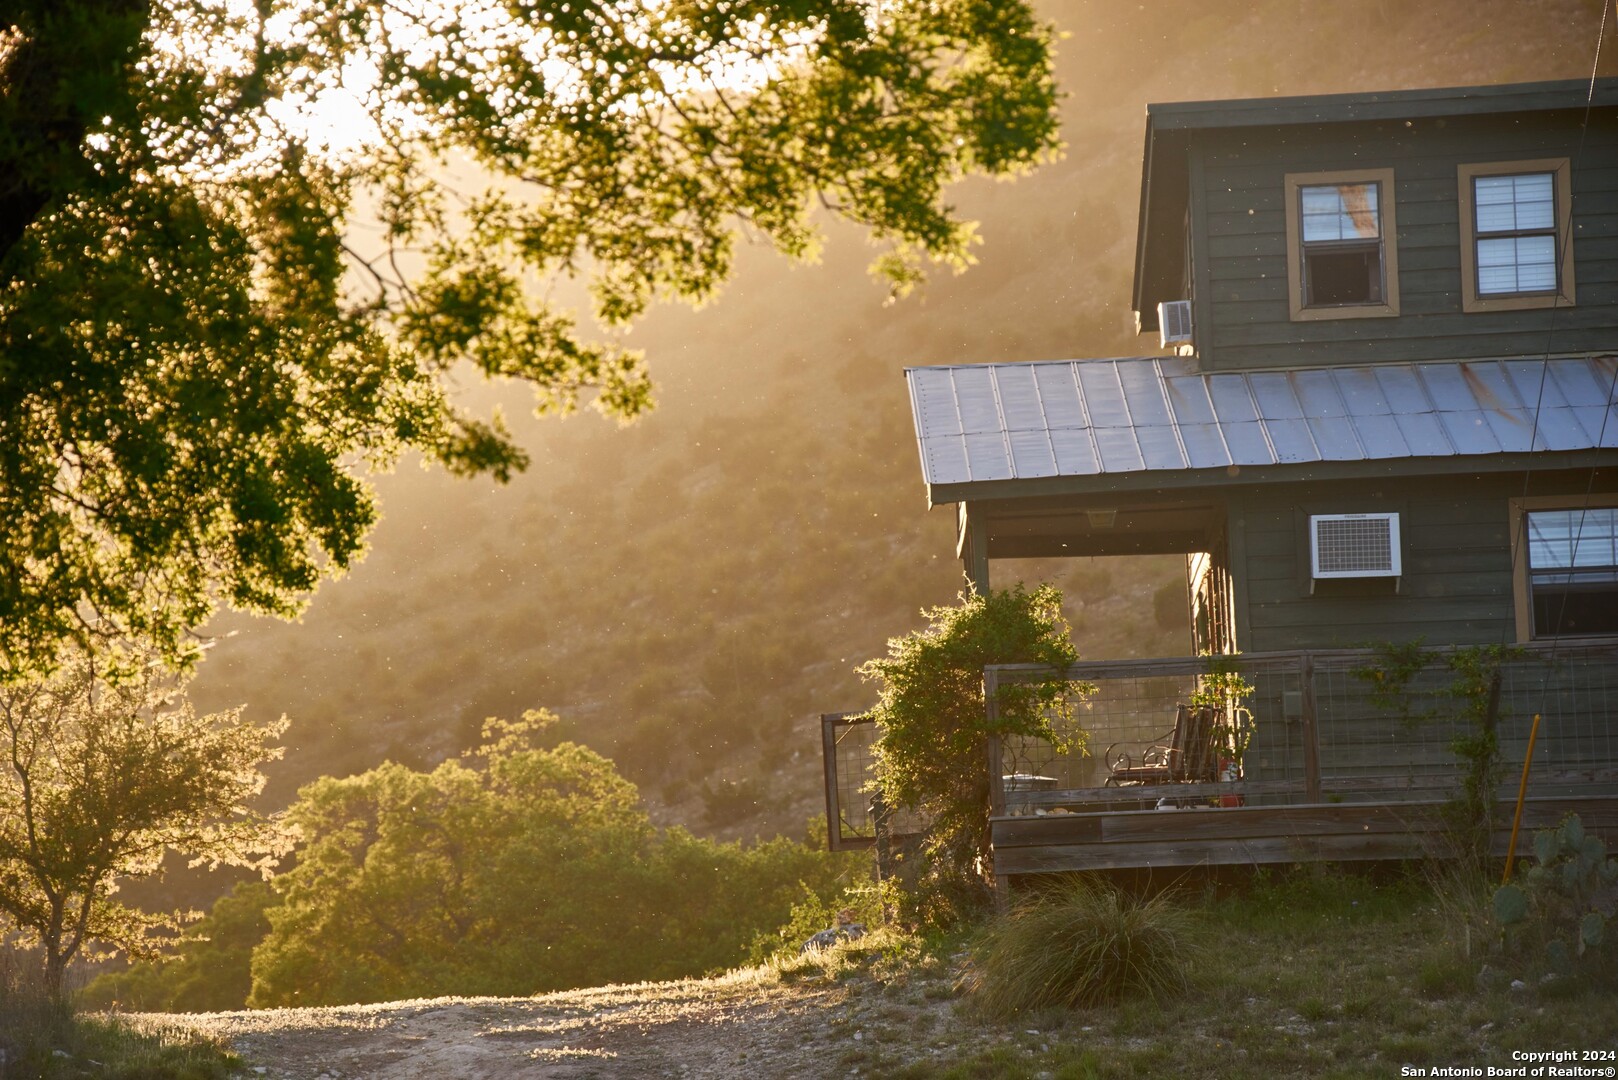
[[135, 963, 996, 1079]]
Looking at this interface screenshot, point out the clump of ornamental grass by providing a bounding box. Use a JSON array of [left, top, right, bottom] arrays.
[[960, 878, 1199, 1017]]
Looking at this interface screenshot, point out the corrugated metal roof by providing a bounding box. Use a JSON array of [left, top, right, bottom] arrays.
[[906, 356, 1618, 491]]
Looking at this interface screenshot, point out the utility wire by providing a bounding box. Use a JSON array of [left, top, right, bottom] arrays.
[[1505, 0, 1615, 814]]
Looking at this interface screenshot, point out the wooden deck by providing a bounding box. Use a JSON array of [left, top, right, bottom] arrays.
[[990, 795, 1618, 876], [976, 646, 1618, 879]]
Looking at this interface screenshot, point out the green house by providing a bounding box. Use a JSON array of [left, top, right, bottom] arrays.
[[911, 77, 1618, 656], [837, 79, 1618, 872]]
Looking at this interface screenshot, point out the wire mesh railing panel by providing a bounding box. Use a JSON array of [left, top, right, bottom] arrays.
[[982, 645, 1618, 815], [1237, 664, 1308, 803], [992, 657, 1291, 815], [825, 714, 879, 846], [1310, 658, 1468, 802], [820, 713, 926, 849], [818, 645, 1618, 847], [1499, 645, 1618, 796], [997, 672, 1195, 798]]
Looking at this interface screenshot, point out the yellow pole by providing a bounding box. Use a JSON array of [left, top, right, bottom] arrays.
[[1502, 712, 1543, 885]]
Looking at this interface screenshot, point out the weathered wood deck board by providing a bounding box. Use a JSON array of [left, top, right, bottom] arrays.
[[993, 802, 1440, 847], [1013, 779, 1304, 807], [1101, 803, 1441, 842], [988, 796, 1618, 875], [995, 833, 1438, 874], [1003, 772, 1618, 811]]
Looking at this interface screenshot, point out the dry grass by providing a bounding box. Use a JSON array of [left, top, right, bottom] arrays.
[[882, 866, 1618, 1079], [1, 947, 238, 1080]]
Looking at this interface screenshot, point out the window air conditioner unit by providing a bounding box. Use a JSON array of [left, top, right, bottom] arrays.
[[1310, 513, 1401, 579], [1158, 300, 1194, 349]]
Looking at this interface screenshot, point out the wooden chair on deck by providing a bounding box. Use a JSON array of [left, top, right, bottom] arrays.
[[1104, 704, 1221, 787]]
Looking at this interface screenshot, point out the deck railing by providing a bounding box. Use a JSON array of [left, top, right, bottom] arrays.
[[985, 642, 1618, 818]]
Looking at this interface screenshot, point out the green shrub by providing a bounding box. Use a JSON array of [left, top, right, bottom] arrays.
[[246, 714, 862, 1006], [83, 880, 275, 1012], [961, 877, 1198, 1016], [860, 585, 1090, 927], [746, 878, 894, 964]]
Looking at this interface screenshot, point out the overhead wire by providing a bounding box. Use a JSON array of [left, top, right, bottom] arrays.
[[1514, 0, 1615, 652], [1499, 0, 1615, 875]]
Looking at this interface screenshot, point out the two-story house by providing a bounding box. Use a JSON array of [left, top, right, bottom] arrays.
[[826, 79, 1618, 874], [913, 77, 1618, 656]]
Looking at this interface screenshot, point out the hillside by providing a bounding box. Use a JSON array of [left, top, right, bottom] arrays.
[[182, 0, 1613, 845]]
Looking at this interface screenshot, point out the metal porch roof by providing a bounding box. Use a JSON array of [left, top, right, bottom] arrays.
[[905, 356, 1618, 495]]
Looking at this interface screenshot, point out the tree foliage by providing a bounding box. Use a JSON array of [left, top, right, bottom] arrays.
[[247, 711, 850, 1006], [0, 652, 290, 998], [858, 584, 1088, 924], [0, 0, 1060, 674], [80, 879, 275, 1013]]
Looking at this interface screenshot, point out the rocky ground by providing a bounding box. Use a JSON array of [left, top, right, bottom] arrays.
[[133, 949, 1033, 1080], [128, 885, 1618, 1080]]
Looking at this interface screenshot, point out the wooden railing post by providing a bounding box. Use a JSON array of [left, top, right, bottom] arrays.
[[821, 713, 842, 850], [986, 733, 1005, 817], [870, 791, 896, 923], [985, 667, 1006, 817], [984, 667, 1009, 910], [1299, 652, 1323, 802]]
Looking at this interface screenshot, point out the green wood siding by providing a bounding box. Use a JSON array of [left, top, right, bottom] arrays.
[[1232, 471, 1618, 651], [1233, 476, 1521, 652], [1192, 112, 1618, 369]]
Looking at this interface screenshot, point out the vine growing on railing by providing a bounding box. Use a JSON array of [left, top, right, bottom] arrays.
[[1352, 641, 1525, 865], [858, 584, 1094, 929], [1355, 639, 1439, 726]]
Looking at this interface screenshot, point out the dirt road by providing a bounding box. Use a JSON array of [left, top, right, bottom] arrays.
[[138, 964, 999, 1079]]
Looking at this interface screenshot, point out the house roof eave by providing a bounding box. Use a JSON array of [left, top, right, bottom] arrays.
[[929, 449, 1618, 507]]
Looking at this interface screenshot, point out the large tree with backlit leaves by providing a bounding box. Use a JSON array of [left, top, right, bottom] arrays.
[[0, 0, 1059, 674]]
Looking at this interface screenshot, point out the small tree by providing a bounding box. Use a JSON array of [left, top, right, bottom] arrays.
[[0, 652, 290, 999], [859, 584, 1090, 924]]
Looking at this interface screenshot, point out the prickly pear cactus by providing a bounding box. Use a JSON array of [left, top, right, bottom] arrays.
[[1493, 883, 1528, 925], [1580, 911, 1605, 955], [1503, 814, 1616, 969]]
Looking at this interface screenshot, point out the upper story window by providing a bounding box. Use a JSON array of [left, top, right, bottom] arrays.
[[1458, 159, 1575, 312], [1511, 497, 1618, 641], [1284, 168, 1400, 321]]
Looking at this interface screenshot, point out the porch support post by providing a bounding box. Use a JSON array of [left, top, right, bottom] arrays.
[[957, 502, 989, 595]]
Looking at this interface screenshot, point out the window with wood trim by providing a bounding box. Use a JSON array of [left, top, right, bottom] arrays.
[[1510, 497, 1618, 641], [1284, 168, 1400, 321], [1459, 159, 1574, 312]]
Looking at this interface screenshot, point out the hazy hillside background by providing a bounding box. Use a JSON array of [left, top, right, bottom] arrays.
[[183, 0, 1613, 845]]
